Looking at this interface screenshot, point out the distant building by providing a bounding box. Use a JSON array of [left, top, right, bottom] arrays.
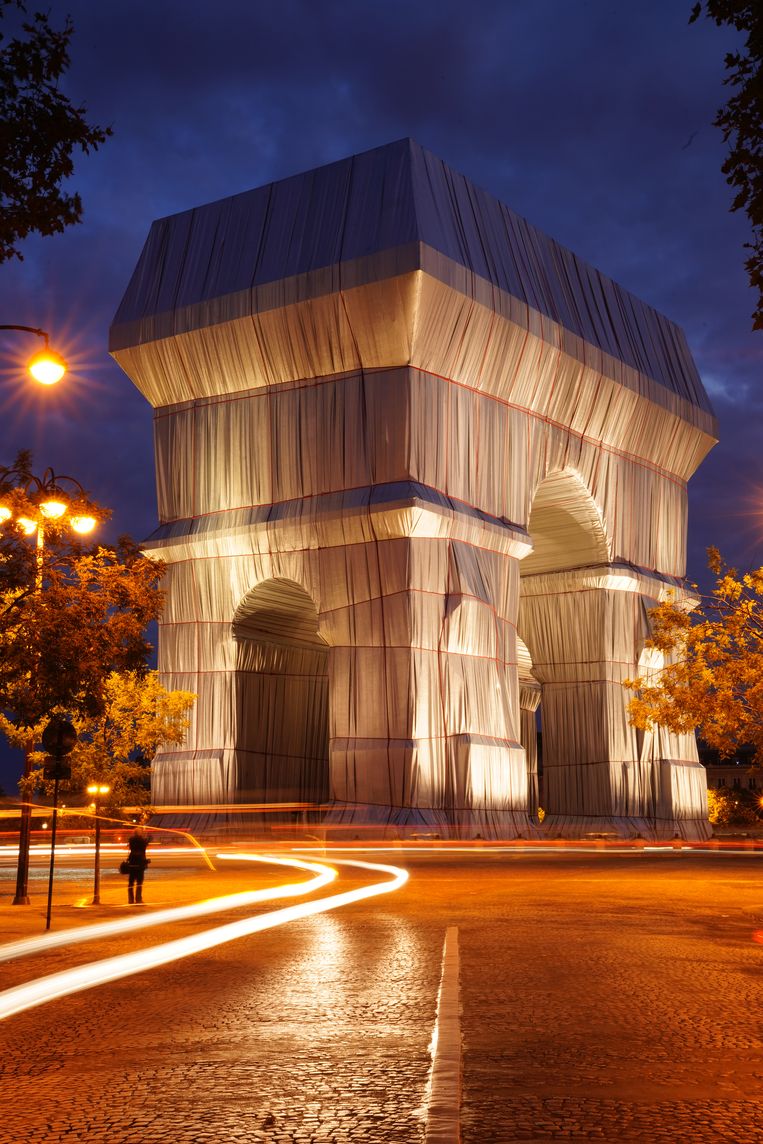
[[698, 742, 759, 793]]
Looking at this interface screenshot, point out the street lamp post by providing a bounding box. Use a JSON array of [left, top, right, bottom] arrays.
[[0, 468, 97, 905], [0, 325, 67, 384], [87, 784, 111, 906], [0, 329, 69, 903], [42, 717, 76, 932]]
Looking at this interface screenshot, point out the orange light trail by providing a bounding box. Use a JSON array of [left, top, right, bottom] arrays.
[[0, 854, 335, 965], [0, 855, 408, 1021]]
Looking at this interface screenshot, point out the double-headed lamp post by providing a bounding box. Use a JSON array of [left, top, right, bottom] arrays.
[[87, 784, 111, 906], [0, 469, 98, 905], [0, 325, 67, 385]]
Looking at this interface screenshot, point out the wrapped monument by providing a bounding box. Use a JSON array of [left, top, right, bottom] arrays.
[[110, 139, 716, 839]]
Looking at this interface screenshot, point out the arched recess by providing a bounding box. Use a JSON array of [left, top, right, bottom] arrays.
[[520, 469, 609, 577], [518, 469, 609, 824], [232, 578, 329, 803], [516, 635, 541, 816]]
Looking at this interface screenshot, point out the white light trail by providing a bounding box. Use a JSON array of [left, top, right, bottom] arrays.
[[0, 856, 408, 1022], [0, 844, 209, 858], [0, 841, 216, 869], [0, 855, 335, 965]]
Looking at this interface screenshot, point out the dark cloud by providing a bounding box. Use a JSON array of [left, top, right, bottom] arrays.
[[1, 0, 759, 541]]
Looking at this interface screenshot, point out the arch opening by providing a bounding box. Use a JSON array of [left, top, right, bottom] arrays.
[[232, 578, 329, 804], [518, 470, 608, 822], [520, 469, 608, 577], [516, 635, 541, 817]]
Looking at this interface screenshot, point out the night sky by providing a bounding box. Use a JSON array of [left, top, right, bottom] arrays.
[[0, 1, 760, 785]]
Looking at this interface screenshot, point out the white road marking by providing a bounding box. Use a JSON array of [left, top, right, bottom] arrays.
[[426, 926, 462, 1143]]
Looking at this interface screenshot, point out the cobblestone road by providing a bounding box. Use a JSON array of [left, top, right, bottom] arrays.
[[0, 849, 761, 1142], [454, 853, 763, 1143]]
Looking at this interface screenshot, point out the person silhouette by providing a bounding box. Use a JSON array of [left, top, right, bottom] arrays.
[[126, 826, 150, 904]]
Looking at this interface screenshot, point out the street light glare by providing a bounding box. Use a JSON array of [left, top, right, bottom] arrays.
[[40, 500, 68, 520], [17, 517, 37, 535], [0, 505, 11, 524], [70, 515, 96, 534], [28, 350, 67, 385]]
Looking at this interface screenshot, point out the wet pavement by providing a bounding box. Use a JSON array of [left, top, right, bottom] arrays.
[[0, 848, 762, 1142]]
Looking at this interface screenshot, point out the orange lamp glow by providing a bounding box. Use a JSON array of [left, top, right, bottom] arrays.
[[70, 515, 96, 535], [17, 517, 37, 536], [0, 506, 11, 524], [40, 499, 68, 520], [28, 350, 67, 386]]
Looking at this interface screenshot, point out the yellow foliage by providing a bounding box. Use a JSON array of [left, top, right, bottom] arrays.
[[626, 551, 763, 762], [1, 671, 196, 807], [707, 786, 761, 827], [67, 670, 195, 805]]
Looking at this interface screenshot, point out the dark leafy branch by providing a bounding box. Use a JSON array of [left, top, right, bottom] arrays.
[[0, 1, 112, 261], [691, 2, 763, 329]]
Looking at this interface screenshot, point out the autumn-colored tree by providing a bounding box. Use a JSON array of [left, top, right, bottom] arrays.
[[69, 671, 195, 809], [707, 786, 762, 826], [0, 671, 195, 810], [1, 457, 168, 901], [627, 549, 763, 762], [0, 460, 164, 737]]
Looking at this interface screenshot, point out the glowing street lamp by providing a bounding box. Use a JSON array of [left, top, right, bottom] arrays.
[[0, 466, 100, 906], [39, 499, 67, 520], [0, 325, 67, 385], [71, 515, 97, 534], [87, 784, 111, 906], [28, 348, 67, 386], [0, 471, 97, 594]]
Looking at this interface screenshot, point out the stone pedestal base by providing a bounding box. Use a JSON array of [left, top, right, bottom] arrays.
[[541, 813, 712, 842], [323, 801, 540, 840]]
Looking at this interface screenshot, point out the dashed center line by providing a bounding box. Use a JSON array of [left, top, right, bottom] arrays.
[[426, 925, 462, 1143]]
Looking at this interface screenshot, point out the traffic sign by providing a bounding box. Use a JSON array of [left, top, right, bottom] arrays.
[[41, 717, 77, 758]]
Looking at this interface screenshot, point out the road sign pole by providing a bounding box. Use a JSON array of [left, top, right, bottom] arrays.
[[92, 808, 102, 906], [37, 717, 77, 931], [44, 773, 61, 932], [12, 747, 33, 905]]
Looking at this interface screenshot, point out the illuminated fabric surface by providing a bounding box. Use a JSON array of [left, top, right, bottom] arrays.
[[111, 140, 716, 840]]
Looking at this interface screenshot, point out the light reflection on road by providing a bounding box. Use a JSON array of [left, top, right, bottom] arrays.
[[0, 855, 408, 1022], [290, 911, 350, 1019]]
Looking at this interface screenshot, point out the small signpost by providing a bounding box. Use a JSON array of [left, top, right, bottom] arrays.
[[42, 757, 72, 782], [41, 716, 77, 932]]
